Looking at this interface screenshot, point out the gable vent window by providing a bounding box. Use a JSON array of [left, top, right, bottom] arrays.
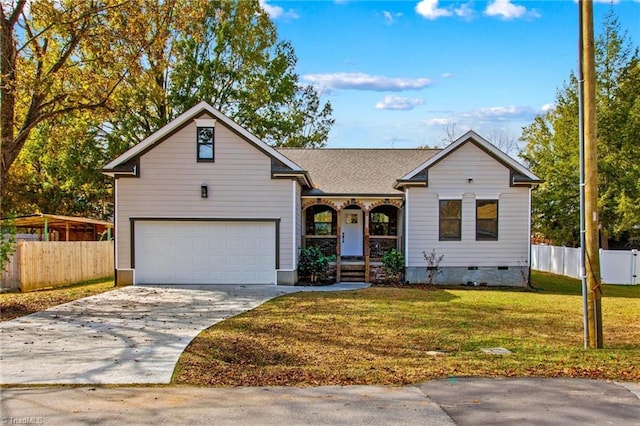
[[197, 127, 215, 162], [194, 118, 216, 162]]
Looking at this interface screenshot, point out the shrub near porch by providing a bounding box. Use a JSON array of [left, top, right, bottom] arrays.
[[173, 272, 640, 386]]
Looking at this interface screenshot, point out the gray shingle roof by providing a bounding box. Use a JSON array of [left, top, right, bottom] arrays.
[[276, 148, 439, 195]]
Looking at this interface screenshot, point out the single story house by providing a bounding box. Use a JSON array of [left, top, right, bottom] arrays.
[[103, 101, 542, 287]]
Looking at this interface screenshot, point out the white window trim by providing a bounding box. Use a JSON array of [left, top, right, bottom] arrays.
[[475, 193, 502, 200], [437, 192, 463, 200], [194, 118, 217, 127]]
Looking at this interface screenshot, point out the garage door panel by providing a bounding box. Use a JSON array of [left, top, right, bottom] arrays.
[[135, 221, 276, 285]]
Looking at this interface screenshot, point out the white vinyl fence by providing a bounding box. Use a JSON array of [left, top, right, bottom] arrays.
[[532, 245, 639, 285]]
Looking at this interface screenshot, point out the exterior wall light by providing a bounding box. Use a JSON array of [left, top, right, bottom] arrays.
[[467, 177, 473, 183], [201, 185, 208, 198]]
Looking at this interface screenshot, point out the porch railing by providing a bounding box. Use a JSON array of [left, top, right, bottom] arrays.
[[303, 236, 338, 258], [369, 236, 401, 261]]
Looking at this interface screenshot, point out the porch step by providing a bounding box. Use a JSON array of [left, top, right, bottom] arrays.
[[340, 263, 366, 282]]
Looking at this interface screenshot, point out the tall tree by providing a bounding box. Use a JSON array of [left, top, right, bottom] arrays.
[[101, 0, 210, 152], [0, 0, 138, 203], [521, 11, 640, 247], [169, 0, 332, 147], [3, 0, 334, 219], [5, 110, 112, 217]]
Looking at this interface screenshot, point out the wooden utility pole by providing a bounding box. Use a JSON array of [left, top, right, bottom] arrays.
[[580, 0, 603, 349]]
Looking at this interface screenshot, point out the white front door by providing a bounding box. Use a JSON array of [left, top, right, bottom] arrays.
[[341, 209, 363, 257]]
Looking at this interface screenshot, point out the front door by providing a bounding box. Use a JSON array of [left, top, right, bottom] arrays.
[[341, 209, 363, 257]]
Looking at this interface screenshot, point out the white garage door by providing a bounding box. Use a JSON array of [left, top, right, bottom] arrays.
[[134, 221, 276, 285]]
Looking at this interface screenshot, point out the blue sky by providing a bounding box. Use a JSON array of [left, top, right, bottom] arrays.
[[260, 0, 640, 149]]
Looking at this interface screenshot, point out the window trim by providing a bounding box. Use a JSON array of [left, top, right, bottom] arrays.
[[476, 199, 499, 241], [196, 126, 215, 162], [439, 199, 462, 241]]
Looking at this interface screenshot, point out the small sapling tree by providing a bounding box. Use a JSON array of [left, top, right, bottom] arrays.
[[423, 249, 444, 285]]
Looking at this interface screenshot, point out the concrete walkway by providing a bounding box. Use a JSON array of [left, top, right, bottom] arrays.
[[0, 283, 368, 385], [1, 380, 638, 425]]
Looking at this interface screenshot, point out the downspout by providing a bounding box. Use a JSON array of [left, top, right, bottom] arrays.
[[528, 187, 533, 288], [404, 188, 409, 282], [113, 178, 118, 287], [292, 179, 297, 285]]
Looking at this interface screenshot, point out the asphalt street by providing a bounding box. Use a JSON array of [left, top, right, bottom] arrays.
[[1, 379, 639, 426]]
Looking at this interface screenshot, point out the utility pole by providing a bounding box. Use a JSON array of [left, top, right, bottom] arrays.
[[579, 0, 603, 349]]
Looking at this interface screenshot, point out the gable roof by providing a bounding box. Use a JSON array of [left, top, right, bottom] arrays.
[[102, 101, 305, 177], [277, 148, 438, 196], [396, 130, 542, 188]]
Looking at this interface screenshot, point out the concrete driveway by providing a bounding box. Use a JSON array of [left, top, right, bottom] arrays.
[[0, 283, 367, 385]]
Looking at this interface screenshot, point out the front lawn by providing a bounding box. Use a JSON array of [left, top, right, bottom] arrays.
[[0, 279, 116, 321], [173, 271, 640, 385]]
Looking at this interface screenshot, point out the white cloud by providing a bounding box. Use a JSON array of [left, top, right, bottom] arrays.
[[465, 105, 535, 121], [484, 0, 540, 20], [426, 104, 549, 128], [415, 0, 452, 20], [259, 0, 299, 20], [383, 10, 403, 25], [375, 96, 425, 111], [454, 2, 475, 20], [302, 72, 432, 92], [441, 72, 453, 78], [541, 103, 555, 112], [426, 118, 454, 126]]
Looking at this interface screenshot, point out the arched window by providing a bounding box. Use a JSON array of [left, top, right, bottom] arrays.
[[305, 205, 337, 236], [370, 205, 398, 236]]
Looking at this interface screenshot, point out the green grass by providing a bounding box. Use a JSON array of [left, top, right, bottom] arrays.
[[173, 271, 640, 386]]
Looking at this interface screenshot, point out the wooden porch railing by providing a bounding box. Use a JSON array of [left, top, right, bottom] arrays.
[[303, 236, 338, 258], [369, 236, 401, 261]]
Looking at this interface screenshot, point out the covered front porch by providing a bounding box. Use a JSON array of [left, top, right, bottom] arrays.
[[301, 198, 403, 282]]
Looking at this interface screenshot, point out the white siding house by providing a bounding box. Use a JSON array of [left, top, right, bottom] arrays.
[[104, 102, 309, 285], [402, 141, 535, 285], [104, 102, 541, 287]]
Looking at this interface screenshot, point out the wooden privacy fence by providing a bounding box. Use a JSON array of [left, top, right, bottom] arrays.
[[2, 241, 114, 292]]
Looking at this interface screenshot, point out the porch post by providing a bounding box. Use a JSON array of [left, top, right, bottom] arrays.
[[336, 209, 341, 282], [364, 209, 370, 283]]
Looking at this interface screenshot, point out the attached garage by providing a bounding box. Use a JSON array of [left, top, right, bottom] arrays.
[[133, 220, 278, 285]]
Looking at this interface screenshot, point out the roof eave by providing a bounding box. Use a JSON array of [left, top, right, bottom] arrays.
[[512, 178, 545, 187], [101, 168, 136, 178], [394, 180, 428, 189], [272, 171, 313, 188]]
